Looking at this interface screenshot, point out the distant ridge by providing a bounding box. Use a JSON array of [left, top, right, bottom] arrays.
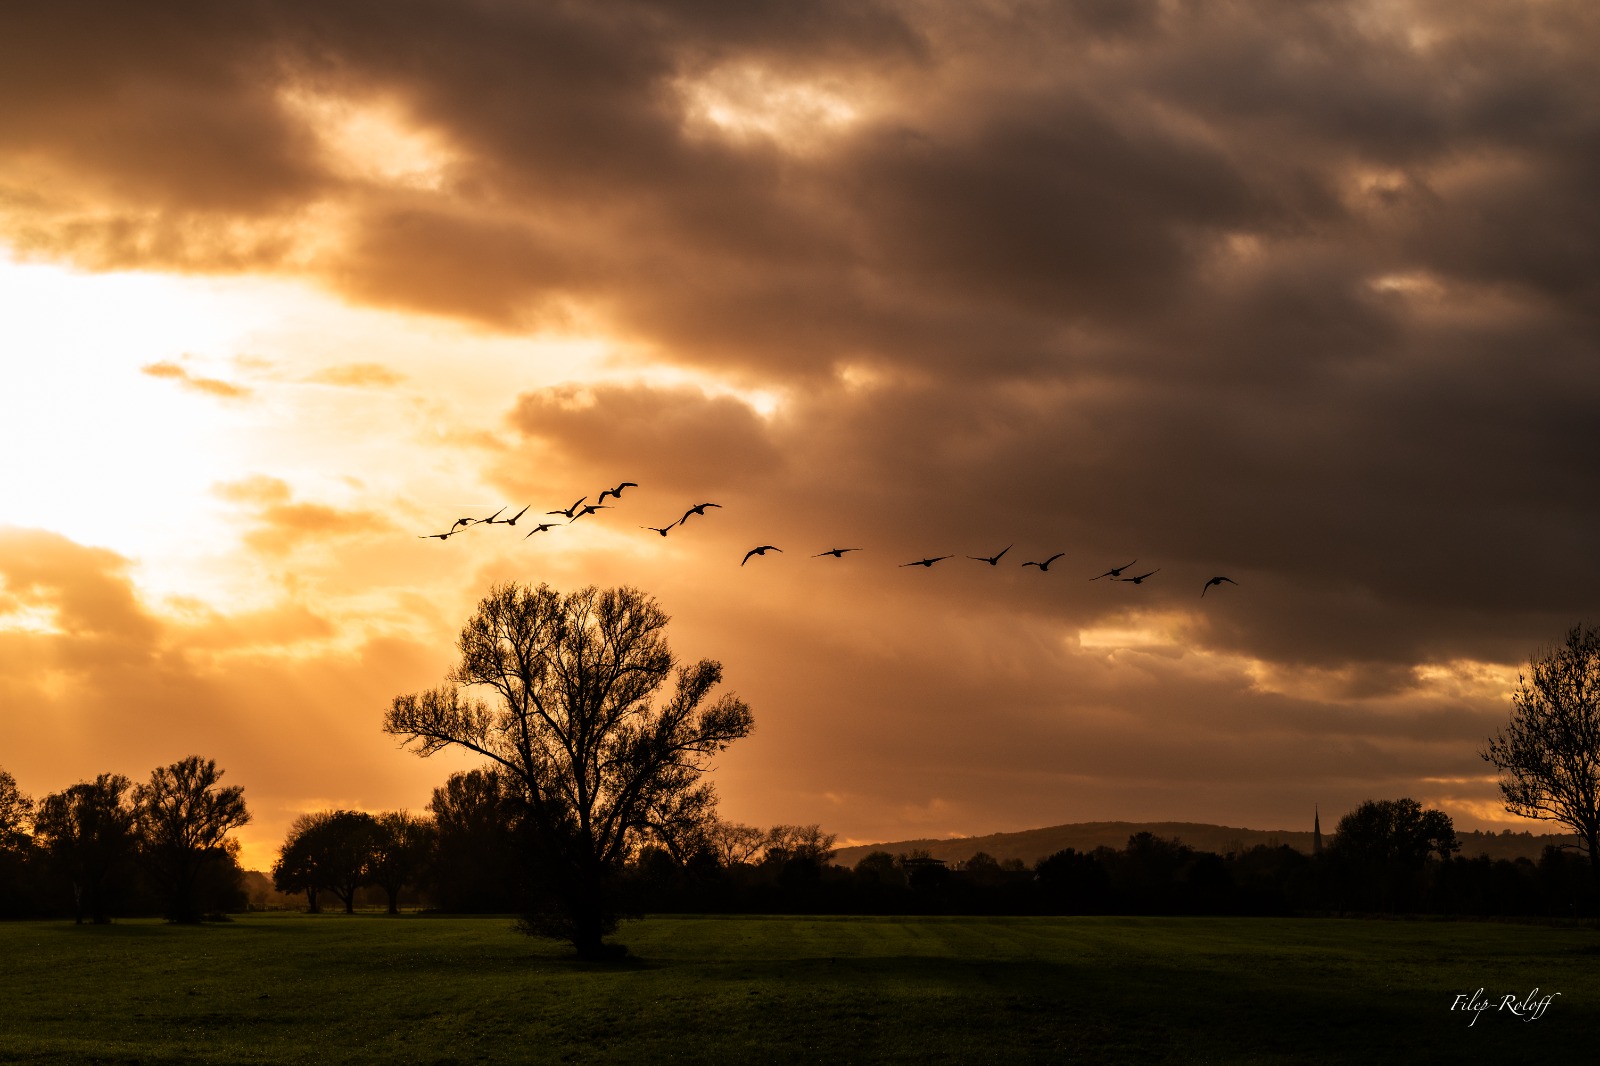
[[831, 821, 1578, 868]]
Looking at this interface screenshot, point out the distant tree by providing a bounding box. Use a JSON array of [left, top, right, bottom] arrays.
[[1034, 848, 1109, 913], [705, 821, 767, 869], [763, 824, 837, 889], [385, 583, 754, 958], [273, 812, 333, 913], [428, 767, 530, 913], [34, 775, 137, 923], [1328, 798, 1457, 911], [272, 810, 380, 914], [133, 756, 251, 923], [853, 850, 904, 889], [0, 767, 32, 852], [370, 811, 436, 915], [0, 768, 37, 918], [312, 811, 381, 914], [1483, 624, 1600, 896], [1331, 799, 1458, 866]]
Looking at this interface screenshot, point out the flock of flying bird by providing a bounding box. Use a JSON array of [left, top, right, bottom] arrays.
[[419, 481, 1239, 596]]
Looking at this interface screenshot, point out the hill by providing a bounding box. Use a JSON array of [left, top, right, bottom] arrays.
[[831, 821, 1579, 868]]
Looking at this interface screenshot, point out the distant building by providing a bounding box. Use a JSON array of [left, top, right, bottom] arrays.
[[1313, 806, 1323, 857]]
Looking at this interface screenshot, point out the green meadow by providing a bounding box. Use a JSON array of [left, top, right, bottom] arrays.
[[0, 914, 1593, 1064]]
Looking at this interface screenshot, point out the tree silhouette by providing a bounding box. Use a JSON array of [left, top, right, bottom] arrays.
[[1484, 624, 1600, 898], [134, 755, 250, 923], [273, 810, 380, 914], [370, 811, 435, 915], [385, 582, 754, 958], [1328, 798, 1457, 911], [273, 812, 333, 913], [0, 768, 31, 853], [34, 775, 137, 924]]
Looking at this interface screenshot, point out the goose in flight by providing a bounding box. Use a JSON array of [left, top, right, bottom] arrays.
[[568, 504, 611, 522], [598, 481, 638, 504], [815, 547, 861, 558], [418, 530, 458, 541], [449, 517, 477, 532], [742, 545, 782, 565], [679, 502, 722, 525], [1121, 569, 1160, 584], [1091, 560, 1136, 581], [1022, 552, 1065, 571], [642, 523, 676, 537], [969, 545, 1012, 566], [1201, 576, 1237, 597], [548, 497, 587, 519], [476, 506, 506, 525], [523, 522, 559, 538], [900, 556, 953, 568], [490, 504, 531, 525]]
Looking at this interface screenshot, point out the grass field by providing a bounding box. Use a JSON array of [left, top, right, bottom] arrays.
[[0, 913, 1594, 1064]]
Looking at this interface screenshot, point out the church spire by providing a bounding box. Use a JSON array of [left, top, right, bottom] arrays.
[[1313, 805, 1323, 856]]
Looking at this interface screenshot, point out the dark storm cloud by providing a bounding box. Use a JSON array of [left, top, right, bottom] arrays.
[[6, 0, 1599, 678]]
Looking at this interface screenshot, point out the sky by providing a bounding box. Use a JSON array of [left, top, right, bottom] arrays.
[[3, 0, 1598, 870]]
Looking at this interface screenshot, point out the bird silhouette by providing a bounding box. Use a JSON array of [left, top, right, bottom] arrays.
[[642, 523, 676, 537], [1022, 552, 1065, 571], [1091, 560, 1136, 580], [815, 547, 862, 558], [523, 522, 558, 538], [1122, 569, 1160, 584], [1202, 576, 1237, 597], [476, 506, 506, 525], [900, 556, 953, 567], [494, 504, 532, 526], [969, 545, 1012, 565], [679, 502, 722, 524], [548, 497, 587, 519], [450, 517, 477, 532], [568, 504, 611, 522], [741, 545, 782, 565], [598, 481, 638, 504], [418, 530, 458, 540]]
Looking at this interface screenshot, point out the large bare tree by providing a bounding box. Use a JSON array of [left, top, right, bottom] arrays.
[[384, 583, 754, 957], [1483, 624, 1600, 894]]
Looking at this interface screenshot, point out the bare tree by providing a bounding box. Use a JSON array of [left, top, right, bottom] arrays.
[[1483, 624, 1600, 894], [385, 582, 754, 958], [134, 756, 251, 923]]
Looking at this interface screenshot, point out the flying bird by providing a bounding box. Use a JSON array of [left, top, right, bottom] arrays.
[[741, 545, 782, 565], [969, 545, 1012, 565], [598, 481, 638, 504], [814, 548, 862, 558], [900, 556, 953, 568], [1091, 560, 1137, 580], [642, 523, 676, 537], [548, 497, 587, 519], [679, 502, 722, 524], [1122, 569, 1160, 584], [418, 530, 458, 541], [568, 504, 611, 522], [476, 506, 507, 525], [494, 504, 532, 526], [449, 517, 476, 532], [1022, 553, 1065, 571], [1201, 576, 1237, 597], [523, 522, 559, 538]]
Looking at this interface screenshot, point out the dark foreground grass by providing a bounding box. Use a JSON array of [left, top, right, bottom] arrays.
[[0, 913, 1594, 1065]]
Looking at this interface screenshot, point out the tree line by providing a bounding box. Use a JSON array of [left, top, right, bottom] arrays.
[[4, 591, 1598, 952], [264, 786, 1597, 920], [0, 756, 249, 923]]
